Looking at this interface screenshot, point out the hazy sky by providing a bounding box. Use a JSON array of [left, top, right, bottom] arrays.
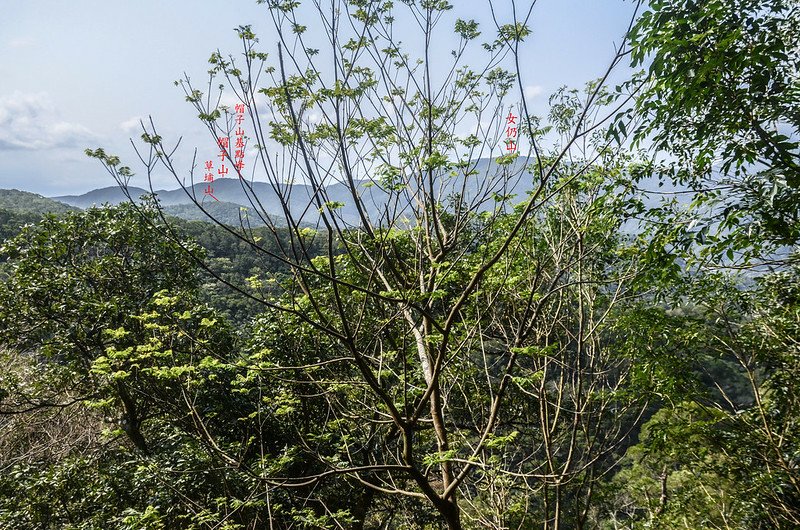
[[0, 1, 639, 196]]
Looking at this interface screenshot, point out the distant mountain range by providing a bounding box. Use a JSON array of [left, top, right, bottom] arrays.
[[51, 179, 384, 226], [51, 178, 379, 226], [50, 158, 535, 226], [0, 158, 536, 228]]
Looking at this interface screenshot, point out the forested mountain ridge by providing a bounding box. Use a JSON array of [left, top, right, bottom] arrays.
[[0, 189, 78, 215], [0, 189, 80, 242]]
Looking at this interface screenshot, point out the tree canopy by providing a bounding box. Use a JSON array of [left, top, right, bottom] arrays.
[[1, 0, 799, 528]]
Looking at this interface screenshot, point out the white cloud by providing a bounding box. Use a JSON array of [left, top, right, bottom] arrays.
[[120, 116, 144, 133], [524, 85, 544, 99], [219, 93, 244, 110], [306, 112, 322, 124], [0, 91, 95, 151], [8, 37, 34, 49]]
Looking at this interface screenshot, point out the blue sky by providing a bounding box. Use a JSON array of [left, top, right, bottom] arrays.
[[0, 0, 640, 196]]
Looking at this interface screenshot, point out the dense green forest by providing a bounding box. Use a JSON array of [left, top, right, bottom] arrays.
[[1, 0, 799, 528]]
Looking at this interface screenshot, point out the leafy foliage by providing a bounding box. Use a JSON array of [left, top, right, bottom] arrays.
[[631, 0, 800, 255], [2, 0, 799, 528]]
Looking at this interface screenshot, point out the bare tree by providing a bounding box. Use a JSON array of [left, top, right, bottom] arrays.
[[90, 1, 649, 527]]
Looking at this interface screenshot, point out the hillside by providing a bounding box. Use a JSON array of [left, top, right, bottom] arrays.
[[0, 189, 79, 215], [0, 190, 80, 241], [162, 201, 286, 227]]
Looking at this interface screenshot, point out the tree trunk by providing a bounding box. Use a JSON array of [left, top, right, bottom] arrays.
[[351, 487, 375, 530], [439, 499, 462, 530]]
